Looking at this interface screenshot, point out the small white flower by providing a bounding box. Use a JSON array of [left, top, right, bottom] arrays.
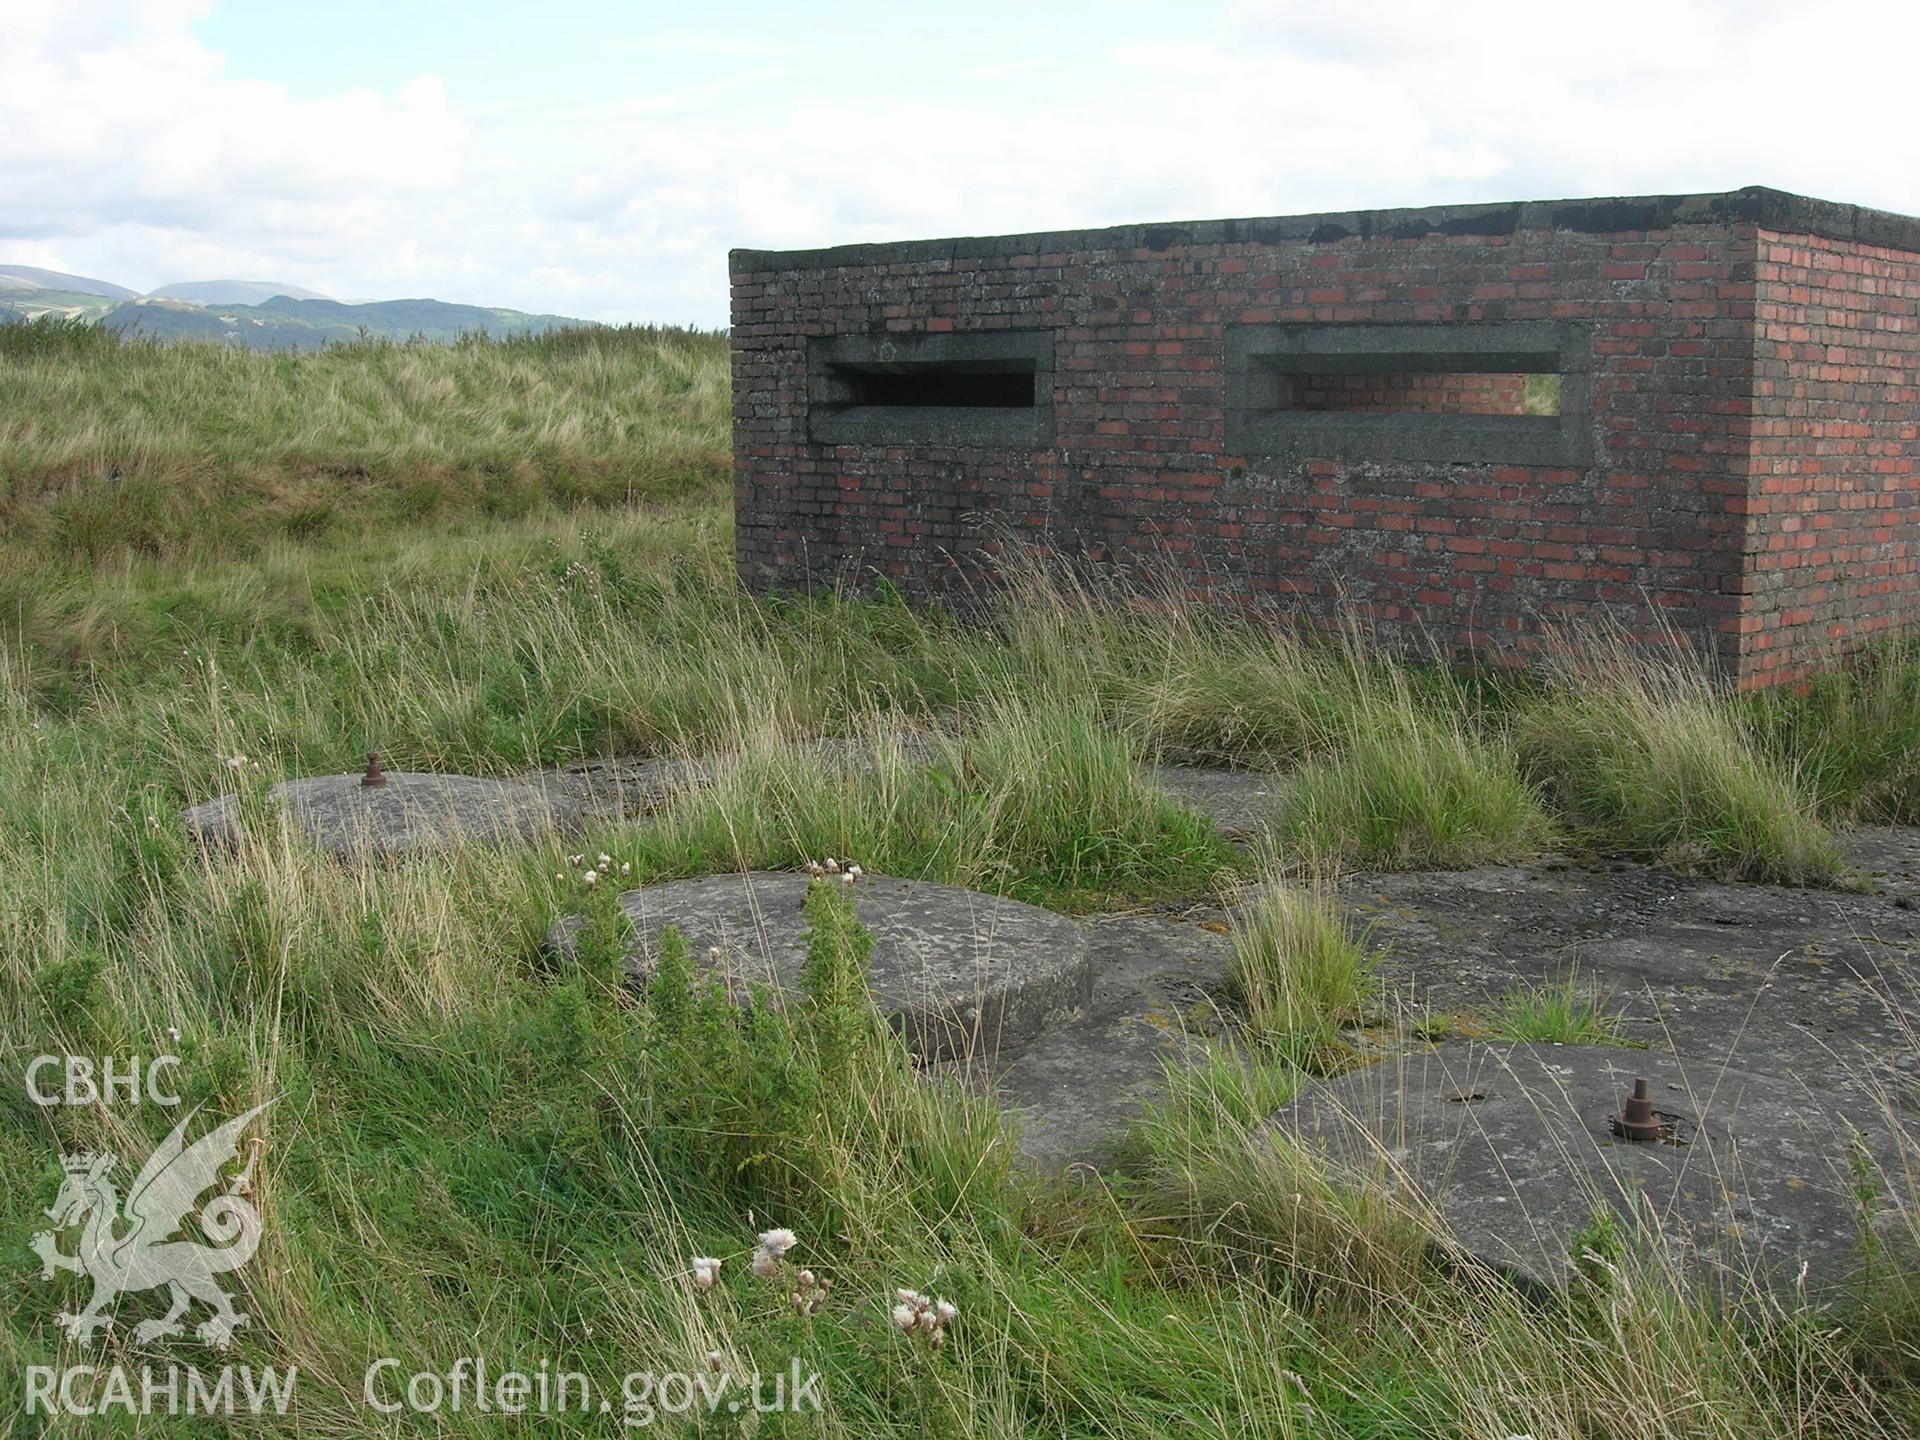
[[887, 1285, 953, 1344], [165, 1025, 181, 1044], [750, 1247, 778, 1279], [226, 754, 248, 770], [757, 1227, 797, 1259], [690, 1257, 722, 1291], [597, 853, 611, 865], [556, 872, 567, 882], [848, 864, 863, 878], [582, 870, 598, 887], [620, 863, 631, 876], [841, 871, 856, 885]]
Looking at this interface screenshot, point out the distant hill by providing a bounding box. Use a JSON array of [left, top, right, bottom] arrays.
[[102, 294, 592, 350], [0, 289, 126, 322], [0, 262, 594, 348], [150, 279, 333, 305], [0, 265, 137, 299]]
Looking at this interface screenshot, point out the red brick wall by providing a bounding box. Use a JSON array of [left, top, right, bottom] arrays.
[[1741, 230, 1920, 686], [732, 196, 1920, 684]]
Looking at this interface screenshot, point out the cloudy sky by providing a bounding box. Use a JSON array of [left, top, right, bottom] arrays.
[[5, 0, 1917, 328]]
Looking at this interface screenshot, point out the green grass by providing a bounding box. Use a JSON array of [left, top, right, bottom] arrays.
[[1227, 876, 1377, 1067], [1517, 631, 1843, 884], [1125, 1042, 1439, 1313], [1750, 633, 1920, 825], [1486, 973, 1626, 1045], [2, 333, 1919, 1435], [594, 703, 1243, 912], [0, 317, 728, 561], [986, 556, 1351, 768], [1274, 658, 1552, 871]]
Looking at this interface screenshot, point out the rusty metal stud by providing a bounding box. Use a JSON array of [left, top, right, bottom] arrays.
[[361, 752, 388, 788], [1610, 1076, 1663, 1142]]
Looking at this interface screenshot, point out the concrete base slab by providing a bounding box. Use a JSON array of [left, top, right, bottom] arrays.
[[186, 771, 570, 858], [990, 910, 1236, 1170], [1150, 765, 1278, 842], [548, 871, 1091, 1062], [1345, 862, 1920, 1106], [533, 757, 707, 822], [1845, 825, 1920, 901], [530, 734, 942, 824], [1268, 1041, 1917, 1296]]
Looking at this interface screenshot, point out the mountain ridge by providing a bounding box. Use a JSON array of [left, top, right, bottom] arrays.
[[149, 279, 333, 305], [0, 265, 593, 349], [0, 265, 138, 299]]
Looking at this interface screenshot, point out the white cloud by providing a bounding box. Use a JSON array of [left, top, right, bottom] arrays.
[[4, 1, 1919, 327], [0, 0, 466, 290]]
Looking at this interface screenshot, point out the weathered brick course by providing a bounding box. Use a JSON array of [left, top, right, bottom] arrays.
[[731, 187, 1920, 687]]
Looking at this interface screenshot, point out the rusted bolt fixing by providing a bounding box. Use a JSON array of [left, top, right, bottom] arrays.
[[361, 752, 388, 788], [1610, 1076, 1664, 1142]]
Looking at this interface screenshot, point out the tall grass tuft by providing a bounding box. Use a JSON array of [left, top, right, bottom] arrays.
[[1129, 1044, 1437, 1314], [957, 693, 1238, 900], [1277, 657, 1551, 871], [987, 555, 1348, 767], [1488, 972, 1624, 1044], [1518, 631, 1842, 883], [1228, 875, 1376, 1067], [634, 701, 1241, 909], [1750, 635, 1920, 824]]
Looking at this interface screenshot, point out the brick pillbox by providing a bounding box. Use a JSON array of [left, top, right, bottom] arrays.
[[730, 188, 1920, 688]]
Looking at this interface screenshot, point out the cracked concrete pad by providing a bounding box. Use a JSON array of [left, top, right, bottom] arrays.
[[186, 772, 572, 858], [1345, 860, 1920, 1105], [990, 910, 1237, 1169], [1268, 1041, 1917, 1296], [532, 756, 709, 822], [1151, 765, 1279, 842], [1844, 825, 1920, 901], [548, 871, 1091, 1062], [531, 734, 943, 825]]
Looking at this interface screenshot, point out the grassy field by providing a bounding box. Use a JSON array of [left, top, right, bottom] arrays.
[[2, 323, 1917, 1436], [0, 317, 729, 560]]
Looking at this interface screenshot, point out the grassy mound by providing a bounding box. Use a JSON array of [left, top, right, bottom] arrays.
[[0, 317, 728, 559]]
